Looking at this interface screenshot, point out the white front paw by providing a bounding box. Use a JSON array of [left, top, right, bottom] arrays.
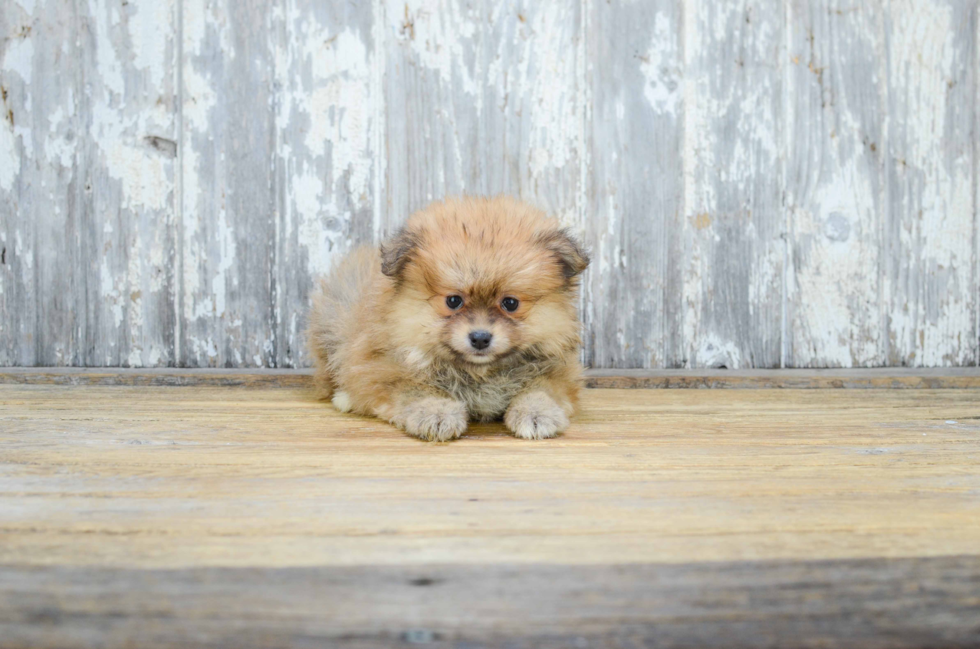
[[396, 397, 468, 442], [331, 390, 353, 413], [505, 391, 569, 440]]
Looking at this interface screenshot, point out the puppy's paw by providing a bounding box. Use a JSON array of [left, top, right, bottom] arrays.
[[395, 397, 468, 442], [505, 391, 570, 440], [331, 390, 353, 413]]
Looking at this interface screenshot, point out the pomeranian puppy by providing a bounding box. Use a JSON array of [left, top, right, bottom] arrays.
[[307, 196, 589, 441]]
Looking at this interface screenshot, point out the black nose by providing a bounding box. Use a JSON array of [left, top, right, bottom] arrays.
[[468, 330, 492, 351]]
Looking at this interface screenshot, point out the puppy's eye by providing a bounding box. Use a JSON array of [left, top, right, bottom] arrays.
[[501, 297, 520, 312], [446, 295, 463, 310]]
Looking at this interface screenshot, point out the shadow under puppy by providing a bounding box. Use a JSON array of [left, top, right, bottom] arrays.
[[307, 196, 589, 441]]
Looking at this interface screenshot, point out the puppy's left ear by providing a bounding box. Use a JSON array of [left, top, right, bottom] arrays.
[[380, 227, 420, 279], [538, 229, 590, 279]]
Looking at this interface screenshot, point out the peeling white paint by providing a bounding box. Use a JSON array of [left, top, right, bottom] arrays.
[[791, 160, 880, 367], [127, 0, 172, 90], [397, 0, 480, 99], [181, 0, 225, 328], [88, 0, 125, 97], [885, 0, 975, 366], [12, 0, 36, 14], [2, 33, 33, 86], [302, 31, 373, 201], [0, 34, 33, 194], [522, 4, 578, 184], [4, 0, 978, 369], [696, 335, 743, 369], [276, 22, 375, 277], [0, 120, 17, 193], [211, 207, 235, 318], [101, 255, 124, 328], [640, 12, 680, 115]]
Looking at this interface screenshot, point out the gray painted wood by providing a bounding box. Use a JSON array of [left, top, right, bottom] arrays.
[[77, 0, 178, 367], [0, 0, 63, 366], [883, 0, 977, 367], [383, 0, 485, 233], [0, 0, 178, 368], [1, 0, 80, 367], [2, 0, 978, 369], [586, 0, 682, 368], [785, 0, 884, 367], [270, 0, 381, 368], [180, 0, 278, 368], [481, 1, 583, 227], [679, 0, 785, 369]]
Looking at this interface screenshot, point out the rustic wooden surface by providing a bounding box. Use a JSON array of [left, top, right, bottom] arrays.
[[3, 367, 980, 389], [2, 1, 978, 369], [4, 557, 980, 649], [1, 383, 980, 646]]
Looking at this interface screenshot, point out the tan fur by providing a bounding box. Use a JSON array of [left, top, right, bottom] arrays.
[[306, 196, 589, 441]]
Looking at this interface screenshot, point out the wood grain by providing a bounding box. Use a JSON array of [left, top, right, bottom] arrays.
[[2, 385, 979, 568], [2, 1, 979, 370], [271, 0, 381, 368], [584, 0, 682, 368], [0, 1, 178, 367], [482, 0, 583, 233], [1, 0, 77, 366], [180, 0, 278, 368], [382, 0, 484, 233], [3, 557, 979, 649], [1, 383, 979, 646], [680, 0, 785, 369], [883, 0, 977, 366], [785, 0, 884, 367]]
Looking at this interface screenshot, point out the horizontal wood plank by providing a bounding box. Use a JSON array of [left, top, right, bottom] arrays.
[[2, 385, 980, 569], [3, 556, 979, 649], [3, 384, 980, 645]]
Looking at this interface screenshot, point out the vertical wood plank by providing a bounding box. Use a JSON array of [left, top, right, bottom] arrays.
[[77, 0, 178, 366], [481, 1, 582, 221], [785, 0, 884, 367], [180, 0, 277, 367], [0, 0, 77, 366], [678, 0, 785, 368], [271, 0, 381, 368], [884, 0, 977, 366], [0, 0, 39, 365], [382, 0, 484, 234], [585, 0, 682, 368]]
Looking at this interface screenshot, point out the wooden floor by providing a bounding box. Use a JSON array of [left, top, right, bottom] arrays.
[[2, 375, 980, 648]]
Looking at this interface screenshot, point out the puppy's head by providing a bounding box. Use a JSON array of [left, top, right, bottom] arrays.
[[380, 197, 589, 367]]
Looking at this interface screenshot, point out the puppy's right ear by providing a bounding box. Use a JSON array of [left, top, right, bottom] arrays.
[[380, 228, 420, 279]]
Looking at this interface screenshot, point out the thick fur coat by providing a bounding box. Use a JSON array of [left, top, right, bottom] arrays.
[[307, 196, 589, 441]]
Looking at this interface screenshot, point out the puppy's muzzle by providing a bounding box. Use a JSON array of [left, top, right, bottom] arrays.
[[468, 330, 493, 351]]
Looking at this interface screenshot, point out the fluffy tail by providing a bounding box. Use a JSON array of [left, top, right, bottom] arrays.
[[306, 246, 379, 400]]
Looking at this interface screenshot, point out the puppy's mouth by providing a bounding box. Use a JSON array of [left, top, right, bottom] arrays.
[[460, 351, 495, 364], [446, 345, 495, 364], [448, 345, 518, 366]]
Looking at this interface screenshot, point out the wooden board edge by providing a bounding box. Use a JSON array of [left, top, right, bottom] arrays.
[[1, 555, 979, 649]]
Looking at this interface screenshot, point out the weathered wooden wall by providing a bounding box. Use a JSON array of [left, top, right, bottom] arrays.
[[1, 0, 977, 369]]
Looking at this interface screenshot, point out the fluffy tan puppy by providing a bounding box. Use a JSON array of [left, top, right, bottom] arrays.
[[307, 196, 589, 441]]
